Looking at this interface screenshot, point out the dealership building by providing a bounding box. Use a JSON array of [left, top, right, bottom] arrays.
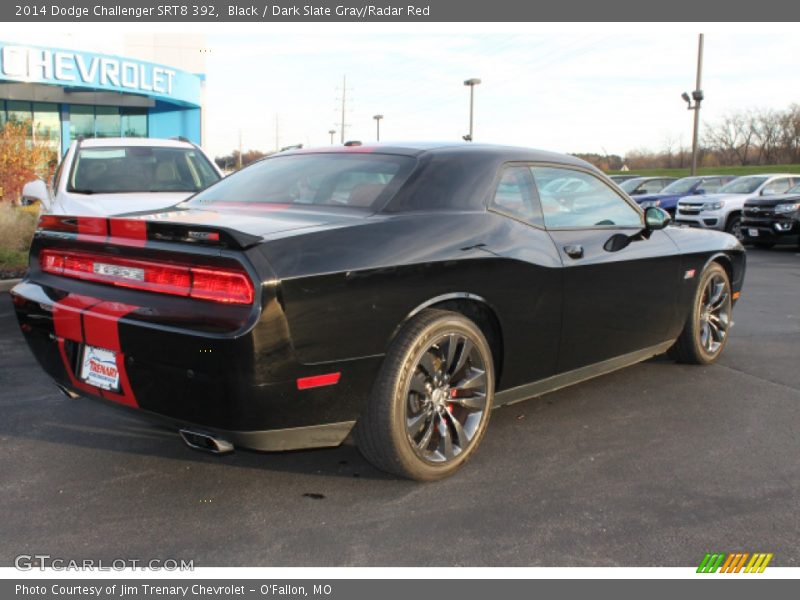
[[0, 36, 206, 157]]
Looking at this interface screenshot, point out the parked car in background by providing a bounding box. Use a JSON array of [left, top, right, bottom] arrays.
[[675, 174, 799, 240], [741, 183, 800, 248], [618, 176, 678, 196], [608, 174, 642, 184], [21, 137, 221, 216], [12, 142, 745, 480], [635, 175, 738, 216]]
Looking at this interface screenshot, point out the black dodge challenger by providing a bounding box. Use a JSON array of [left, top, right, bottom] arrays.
[[11, 143, 746, 480]]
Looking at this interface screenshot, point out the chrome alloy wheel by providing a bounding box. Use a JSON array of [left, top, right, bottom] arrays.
[[698, 273, 731, 355], [404, 333, 488, 463]]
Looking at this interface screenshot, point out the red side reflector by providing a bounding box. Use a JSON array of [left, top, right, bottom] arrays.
[[732, 291, 741, 300], [296, 373, 341, 390], [39, 249, 254, 305]]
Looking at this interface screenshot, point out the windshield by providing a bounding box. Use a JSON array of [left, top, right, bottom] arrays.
[[188, 153, 416, 209], [718, 176, 768, 194], [660, 177, 701, 194], [68, 146, 220, 194]]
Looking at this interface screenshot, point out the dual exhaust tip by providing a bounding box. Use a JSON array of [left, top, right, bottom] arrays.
[[179, 429, 234, 455]]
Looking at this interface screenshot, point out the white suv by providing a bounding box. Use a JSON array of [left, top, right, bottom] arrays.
[[675, 174, 799, 240], [22, 137, 222, 216]]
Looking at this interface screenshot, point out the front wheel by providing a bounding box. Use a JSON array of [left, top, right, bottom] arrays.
[[668, 262, 733, 365], [356, 309, 494, 481], [725, 214, 743, 241]]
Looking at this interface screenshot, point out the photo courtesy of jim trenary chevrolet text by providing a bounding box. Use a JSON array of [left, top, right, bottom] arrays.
[[0, 0, 799, 596]]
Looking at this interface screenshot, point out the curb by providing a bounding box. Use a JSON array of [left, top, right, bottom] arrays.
[[0, 278, 22, 293]]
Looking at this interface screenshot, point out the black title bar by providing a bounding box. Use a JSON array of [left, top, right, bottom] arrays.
[[2, 0, 799, 22]]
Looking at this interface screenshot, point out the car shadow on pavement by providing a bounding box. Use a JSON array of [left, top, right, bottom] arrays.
[[1, 403, 396, 481]]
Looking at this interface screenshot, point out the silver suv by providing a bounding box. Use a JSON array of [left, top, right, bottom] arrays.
[[675, 174, 799, 240]]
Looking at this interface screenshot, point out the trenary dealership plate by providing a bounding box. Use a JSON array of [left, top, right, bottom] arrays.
[[79, 345, 120, 391]]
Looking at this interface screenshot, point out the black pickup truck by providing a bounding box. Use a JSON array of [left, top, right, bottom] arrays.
[[742, 185, 800, 248]]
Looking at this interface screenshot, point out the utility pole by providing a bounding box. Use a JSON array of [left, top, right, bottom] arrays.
[[340, 75, 347, 144], [328, 129, 336, 144], [237, 129, 242, 170], [274, 114, 280, 153], [373, 114, 384, 141], [682, 34, 705, 176]]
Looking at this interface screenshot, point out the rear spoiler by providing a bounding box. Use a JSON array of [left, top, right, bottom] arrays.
[[36, 215, 263, 251]]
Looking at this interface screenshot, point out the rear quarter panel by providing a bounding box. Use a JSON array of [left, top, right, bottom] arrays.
[[259, 211, 564, 391]]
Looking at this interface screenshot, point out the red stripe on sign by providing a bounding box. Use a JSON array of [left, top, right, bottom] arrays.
[[108, 219, 147, 247]]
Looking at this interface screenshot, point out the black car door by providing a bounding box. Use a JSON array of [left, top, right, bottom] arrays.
[[531, 165, 682, 373]]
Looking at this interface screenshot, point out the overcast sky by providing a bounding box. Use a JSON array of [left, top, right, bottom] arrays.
[[6, 26, 800, 159]]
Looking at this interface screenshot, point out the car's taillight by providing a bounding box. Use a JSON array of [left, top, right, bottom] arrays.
[[40, 249, 254, 305]]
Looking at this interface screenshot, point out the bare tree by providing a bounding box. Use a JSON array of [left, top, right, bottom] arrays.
[[753, 109, 781, 165], [703, 112, 757, 166]]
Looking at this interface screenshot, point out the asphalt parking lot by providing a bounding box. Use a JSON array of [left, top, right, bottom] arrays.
[[0, 247, 798, 568]]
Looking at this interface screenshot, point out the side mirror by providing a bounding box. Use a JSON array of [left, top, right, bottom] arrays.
[[21, 179, 50, 210], [696, 188, 706, 195], [645, 206, 671, 230], [631, 189, 646, 195]]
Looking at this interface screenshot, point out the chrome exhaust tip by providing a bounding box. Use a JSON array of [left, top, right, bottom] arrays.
[[179, 429, 234, 455]]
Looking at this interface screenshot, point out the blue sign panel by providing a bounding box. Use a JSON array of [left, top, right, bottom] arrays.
[[0, 42, 202, 107]]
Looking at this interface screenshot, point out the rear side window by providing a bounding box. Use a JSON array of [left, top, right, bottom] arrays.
[[190, 153, 415, 210], [490, 165, 543, 226]]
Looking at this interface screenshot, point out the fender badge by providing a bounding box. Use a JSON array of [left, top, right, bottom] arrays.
[[684, 269, 696, 279]]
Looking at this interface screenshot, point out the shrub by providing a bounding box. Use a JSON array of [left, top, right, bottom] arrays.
[[0, 202, 37, 272], [0, 119, 56, 205]]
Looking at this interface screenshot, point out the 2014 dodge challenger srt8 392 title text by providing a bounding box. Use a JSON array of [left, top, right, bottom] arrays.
[[11, 143, 745, 480]]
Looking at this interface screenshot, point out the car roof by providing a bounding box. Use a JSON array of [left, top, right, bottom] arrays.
[[734, 173, 796, 178], [281, 141, 597, 170], [77, 137, 194, 149]]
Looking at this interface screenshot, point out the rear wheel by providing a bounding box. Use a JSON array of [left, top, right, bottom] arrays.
[[668, 262, 732, 365], [356, 309, 494, 481]]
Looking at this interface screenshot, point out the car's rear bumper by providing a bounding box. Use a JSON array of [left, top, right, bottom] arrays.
[[11, 281, 379, 450]]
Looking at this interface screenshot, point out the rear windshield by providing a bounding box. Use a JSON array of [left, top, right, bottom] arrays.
[[187, 153, 415, 210], [68, 146, 220, 194]]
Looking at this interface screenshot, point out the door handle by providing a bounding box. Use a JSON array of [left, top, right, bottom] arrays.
[[563, 244, 584, 259]]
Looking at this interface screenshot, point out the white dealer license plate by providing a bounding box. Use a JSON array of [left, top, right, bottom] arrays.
[[748, 228, 759, 237], [79, 345, 120, 391]]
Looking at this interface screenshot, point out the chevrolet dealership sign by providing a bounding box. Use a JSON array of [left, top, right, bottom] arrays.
[[0, 42, 202, 106]]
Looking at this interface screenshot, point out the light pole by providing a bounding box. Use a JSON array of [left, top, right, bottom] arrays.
[[463, 78, 481, 142], [328, 129, 336, 145], [373, 114, 384, 141], [682, 34, 704, 176]]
